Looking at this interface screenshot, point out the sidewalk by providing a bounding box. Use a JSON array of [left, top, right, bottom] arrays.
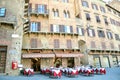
[[0, 67, 120, 80]]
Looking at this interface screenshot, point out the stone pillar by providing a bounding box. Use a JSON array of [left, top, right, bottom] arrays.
[[88, 55, 94, 65], [74, 57, 81, 66], [41, 58, 54, 68], [109, 55, 113, 67], [6, 35, 23, 76], [99, 55, 103, 67], [22, 59, 31, 68], [81, 54, 89, 65], [62, 58, 67, 67]]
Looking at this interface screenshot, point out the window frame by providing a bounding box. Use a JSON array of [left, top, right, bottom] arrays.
[[96, 15, 101, 23], [82, 0, 89, 8], [97, 30, 105, 38], [0, 8, 6, 17], [30, 22, 41, 32], [92, 4, 98, 10], [54, 39, 59, 48]]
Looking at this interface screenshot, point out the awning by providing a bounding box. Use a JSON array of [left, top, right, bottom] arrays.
[[22, 53, 55, 58], [55, 53, 83, 57]]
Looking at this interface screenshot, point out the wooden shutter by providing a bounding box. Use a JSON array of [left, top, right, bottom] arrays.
[[54, 39, 59, 48], [37, 22, 41, 31], [115, 34, 119, 40], [81, 28, 84, 35], [101, 42, 106, 49], [76, 27, 79, 34], [50, 24, 53, 32], [70, 26, 73, 33], [97, 30, 100, 37], [92, 29, 95, 36], [110, 43, 114, 49], [28, 22, 31, 31], [87, 29, 90, 36], [59, 25, 64, 32], [59, 25, 62, 32], [91, 41, 96, 48], [44, 5, 47, 13], [35, 4, 38, 12], [62, 25, 65, 32], [102, 31, 105, 37], [30, 38, 37, 48], [110, 32, 113, 39], [67, 39, 72, 49], [106, 32, 109, 39], [29, 3, 32, 12]]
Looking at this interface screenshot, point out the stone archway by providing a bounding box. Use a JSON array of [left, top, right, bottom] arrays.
[[78, 40, 89, 65], [78, 40, 86, 54]]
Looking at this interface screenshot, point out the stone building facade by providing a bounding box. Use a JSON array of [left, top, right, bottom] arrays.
[[22, 0, 83, 71], [0, 0, 28, 75], [0, 0, 120, 75], [75, 0, 120, 67]]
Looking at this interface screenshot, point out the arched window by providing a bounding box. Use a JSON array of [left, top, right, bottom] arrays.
[[64, 10, 70, 18], [53, 9, 59, 17]]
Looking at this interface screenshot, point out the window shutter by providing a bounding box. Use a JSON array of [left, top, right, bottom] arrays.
[[28, 22, 31, 31], [35, 4, 38, 12], [102, 31, 105, 37], [70, 26, 73, 33], [76, 27, 79, 34], [87, 29, 90, 36], [110, 43, 114, 49], [81, 28, 84, 35], [29, 3, 32, 12], [50, 24, 53, 32], [101, 42, 106, 49], [59, 25, 62, 32], [106, 32, 109, 39], [44, 5, 47, 13], [62, 25, 65, 32], [31, 38, 37, 48], [110, 32, 113, 39], [37, 22, 41, 31], [54, 39, 59, 48], [59, 25, 64, 32], [67, 39, 72, 48], [92, 29, 95, 36], [91, 41, 96, 48]]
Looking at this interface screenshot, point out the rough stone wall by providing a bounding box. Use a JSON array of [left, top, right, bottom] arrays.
[[21, 59, 31, 68], [62, 58, 67, 67], [41, 58, 54, 68], [0, 0, 25, 75]]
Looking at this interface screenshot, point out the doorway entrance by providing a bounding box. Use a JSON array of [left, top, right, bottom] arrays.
[[0, 46, 7, 73], [94, 57, 101, 67], [31, 58, 40, 72], [67, 58, 74, 68]]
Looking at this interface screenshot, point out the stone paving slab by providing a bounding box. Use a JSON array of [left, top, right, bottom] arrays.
[[0, 67, 120, 80]]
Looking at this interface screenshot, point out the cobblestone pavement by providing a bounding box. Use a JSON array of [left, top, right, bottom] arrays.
[[0, 67, 120, 80]]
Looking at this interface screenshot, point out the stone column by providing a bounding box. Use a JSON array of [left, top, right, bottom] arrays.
[[62, 58, 67, 67], [74, 57, 81, 66]]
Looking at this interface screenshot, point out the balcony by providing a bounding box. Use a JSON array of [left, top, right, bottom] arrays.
[[25, 31, 79, 37], [29, 8, 49, 17]]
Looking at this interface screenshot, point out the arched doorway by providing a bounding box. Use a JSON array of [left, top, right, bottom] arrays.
[[54, 58, 62, 68], [78, 40, 86, 54], [67, 58, 74, 68], [31, 58, 40, 72]]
